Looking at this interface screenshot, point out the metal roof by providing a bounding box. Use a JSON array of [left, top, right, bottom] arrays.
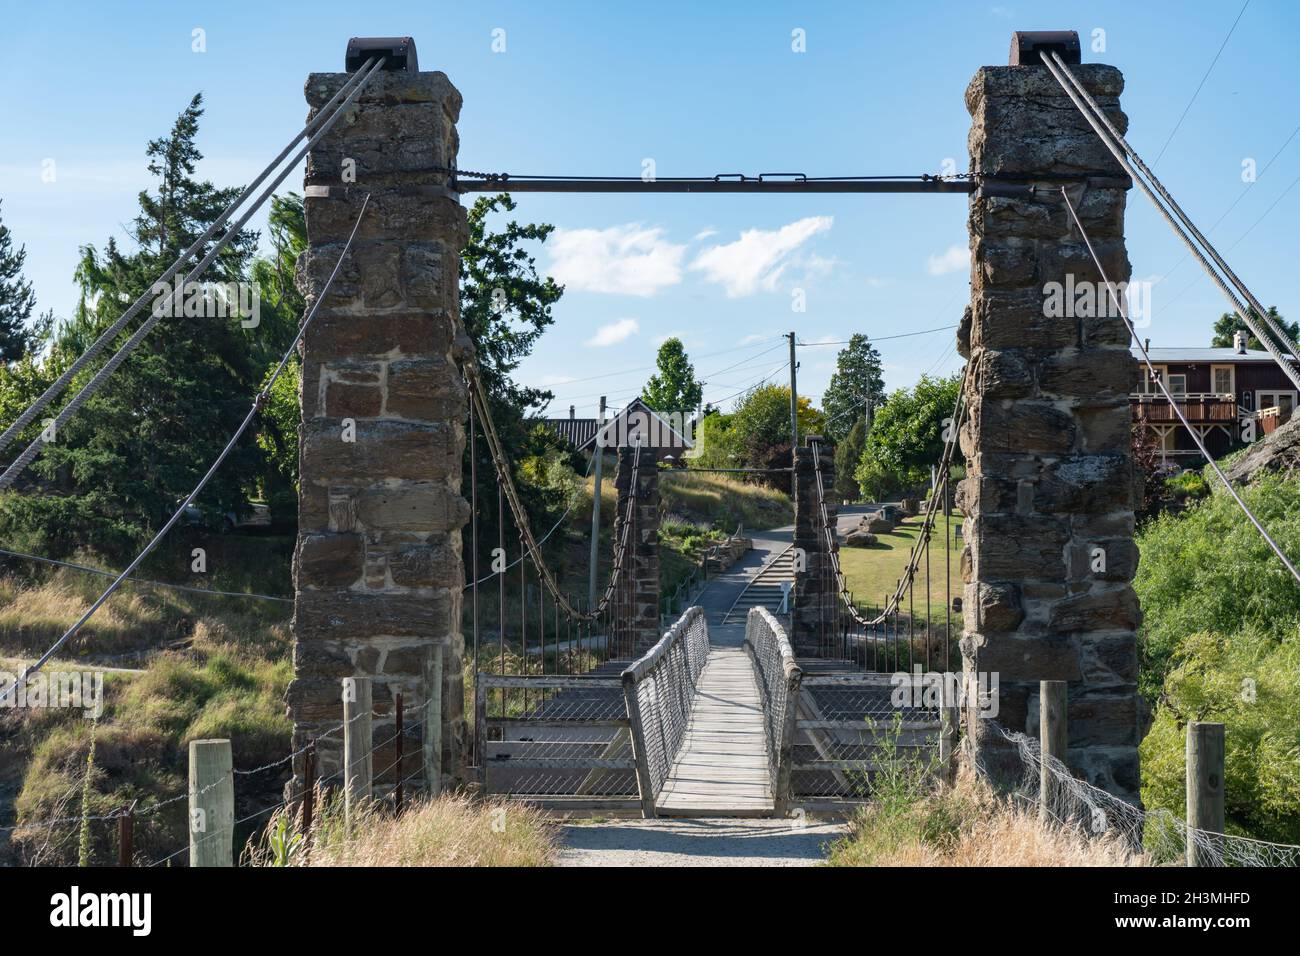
[[1133, 347, 1298, 364]]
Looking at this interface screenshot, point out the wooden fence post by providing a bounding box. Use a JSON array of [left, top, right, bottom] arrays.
[[302, 743, 315, 854], [188, 738, 233, 867], [342, 677, 373, 827], [939, 677, 960, 784], [118, 801, 135, 867], [423, 646, 443, 797], [1039, 680, 1067, 825], [1186, 721, 1225, 867], [394, 691, 404, 815]]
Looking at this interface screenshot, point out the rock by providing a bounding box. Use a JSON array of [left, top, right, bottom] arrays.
[[859, 514, 894, 534], [1223, 414, 1300, 485], [844, 530, 877, 547]]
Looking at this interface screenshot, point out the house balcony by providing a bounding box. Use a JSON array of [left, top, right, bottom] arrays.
[[1130, 393, 1238, 424]]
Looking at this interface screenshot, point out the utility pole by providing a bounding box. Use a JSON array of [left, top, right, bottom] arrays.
[[787, 331, 798, 498], [787, 331, 798, 448], [588, 395, 607, 610]]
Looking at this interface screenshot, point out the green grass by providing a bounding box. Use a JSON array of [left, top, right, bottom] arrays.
[[659, 470, 792, 531], [836, 512, 963, 623]]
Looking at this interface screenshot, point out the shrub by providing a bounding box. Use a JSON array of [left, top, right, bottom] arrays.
[[1133, 474, 1300, 699], [1139, 628, 1300, 844]]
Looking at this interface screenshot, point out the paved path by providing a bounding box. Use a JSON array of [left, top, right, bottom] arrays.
[[557, 817, 846, 867]]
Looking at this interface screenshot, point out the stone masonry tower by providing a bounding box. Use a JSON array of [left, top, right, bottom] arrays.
[[287, 66, 470, 792], [959, 49, 1142, 802]]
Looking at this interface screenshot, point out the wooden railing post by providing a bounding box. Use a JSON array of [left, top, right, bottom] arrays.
[[342, 677, 373, 827], [424, 646, 443, 797], [1039, 680, 1067, 825], [1186, 721, 1225, 867], [188, 738, 233, 867], [622, 672, 657, 819], [773, 665, 801, 816]]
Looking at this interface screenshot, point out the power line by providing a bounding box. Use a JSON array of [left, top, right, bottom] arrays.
[[797, 324, 957, 346], [1152, 0, 1251, 165]]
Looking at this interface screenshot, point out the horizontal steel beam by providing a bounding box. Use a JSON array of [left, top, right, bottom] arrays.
[[455, 178, 977, 194]]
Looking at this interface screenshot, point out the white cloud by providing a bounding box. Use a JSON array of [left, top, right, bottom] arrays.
[[540, 374, 576, 386], [586, 318, 640, 347], [864, 276, 892, 288], [693, 228, 718, 241], [548, 224, 684, 296], [926, 244, 969, 276], [690, 216, 833, 297]]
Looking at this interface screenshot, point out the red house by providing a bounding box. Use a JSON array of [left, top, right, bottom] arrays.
[[1131, 332, 1298, 464]]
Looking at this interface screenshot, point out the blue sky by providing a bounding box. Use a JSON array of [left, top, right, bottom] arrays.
[[2, 0, 1298, 415]]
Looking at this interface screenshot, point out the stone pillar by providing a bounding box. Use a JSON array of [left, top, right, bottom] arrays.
[[959, 61, 1141, 802], [792, 442, 837, 655], [613, 446, 660, 655], [287, 68, 470, 795]]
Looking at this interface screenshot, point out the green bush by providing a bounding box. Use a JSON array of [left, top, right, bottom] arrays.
[[1133, 474, 1300, 699], [1164, 470, 1209, 500], [1139, 628, 1300, 844]]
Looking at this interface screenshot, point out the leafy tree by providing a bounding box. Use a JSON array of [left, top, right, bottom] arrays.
[[854, 373, 960, 500], [729, 384, 824, 466], [0, 198, 40, 362], [821, 334, 883, 443], [250, 193, 308, 502], [642, 337, 702, 417], [1211, 307, 1299, 351], [459, 195, 565, 569], [0, 94, 262, 557], [833, 418, 866, 500]]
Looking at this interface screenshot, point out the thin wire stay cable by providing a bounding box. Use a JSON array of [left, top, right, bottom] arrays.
[[1061, 187, 1300, 586], [0, 57, 387, 491], [0, 59, 378, 457], [0, 194, 372, 706]]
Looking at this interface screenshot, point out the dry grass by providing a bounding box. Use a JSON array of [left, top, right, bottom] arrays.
[[826, 771, 1143, 868], [253, 790, 558, 867]]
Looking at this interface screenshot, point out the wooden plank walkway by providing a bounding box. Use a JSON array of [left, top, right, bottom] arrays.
[[656, 647, 773, 817]]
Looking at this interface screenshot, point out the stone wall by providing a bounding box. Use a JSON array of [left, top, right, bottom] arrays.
[[792, 443, 838, 655], [958, 63, 1142, 802], [612, 446, 661, 655], [287, 70, 470, 794]]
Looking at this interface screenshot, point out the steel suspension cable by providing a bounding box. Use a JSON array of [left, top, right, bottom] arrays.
[[465, 365, 640, 621], [0, 56, 388, 492], [1060, 187, 1300, 586], [0, 194, 373, 706], [1041, 51, 1300, 393], [812, 358, 972, 628], [0, 59, 380, 459]]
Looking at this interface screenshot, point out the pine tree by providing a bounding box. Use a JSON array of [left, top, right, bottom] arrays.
[[0, 198, 39, 362], [821, 334, 884, 443], [2, 94, 262, 557], [642, 337, 703, 417]]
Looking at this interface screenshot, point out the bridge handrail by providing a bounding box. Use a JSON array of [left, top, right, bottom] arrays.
[[744, 606, 802, 814], [620, 605, 710, 816]]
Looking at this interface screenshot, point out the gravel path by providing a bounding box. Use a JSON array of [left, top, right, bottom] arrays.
[[557, 817, 847, 867]]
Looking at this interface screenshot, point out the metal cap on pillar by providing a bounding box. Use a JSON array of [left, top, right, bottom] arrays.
[[345, 36, 419, 72], [1008, 30, 1081, 66]]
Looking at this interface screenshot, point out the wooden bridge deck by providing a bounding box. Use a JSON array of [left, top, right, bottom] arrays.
[[656, 647, 773, 817]]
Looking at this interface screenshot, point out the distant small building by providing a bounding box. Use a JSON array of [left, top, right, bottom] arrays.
[[537, 397, 695, 464], [1131, 332, 1298, 463]]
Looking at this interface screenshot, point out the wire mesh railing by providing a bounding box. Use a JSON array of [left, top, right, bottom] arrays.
[[621, 605, 710, 816], [743, 606, 801, 813], [788, 672, 958, 806], [474, 673, 639, 808]]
